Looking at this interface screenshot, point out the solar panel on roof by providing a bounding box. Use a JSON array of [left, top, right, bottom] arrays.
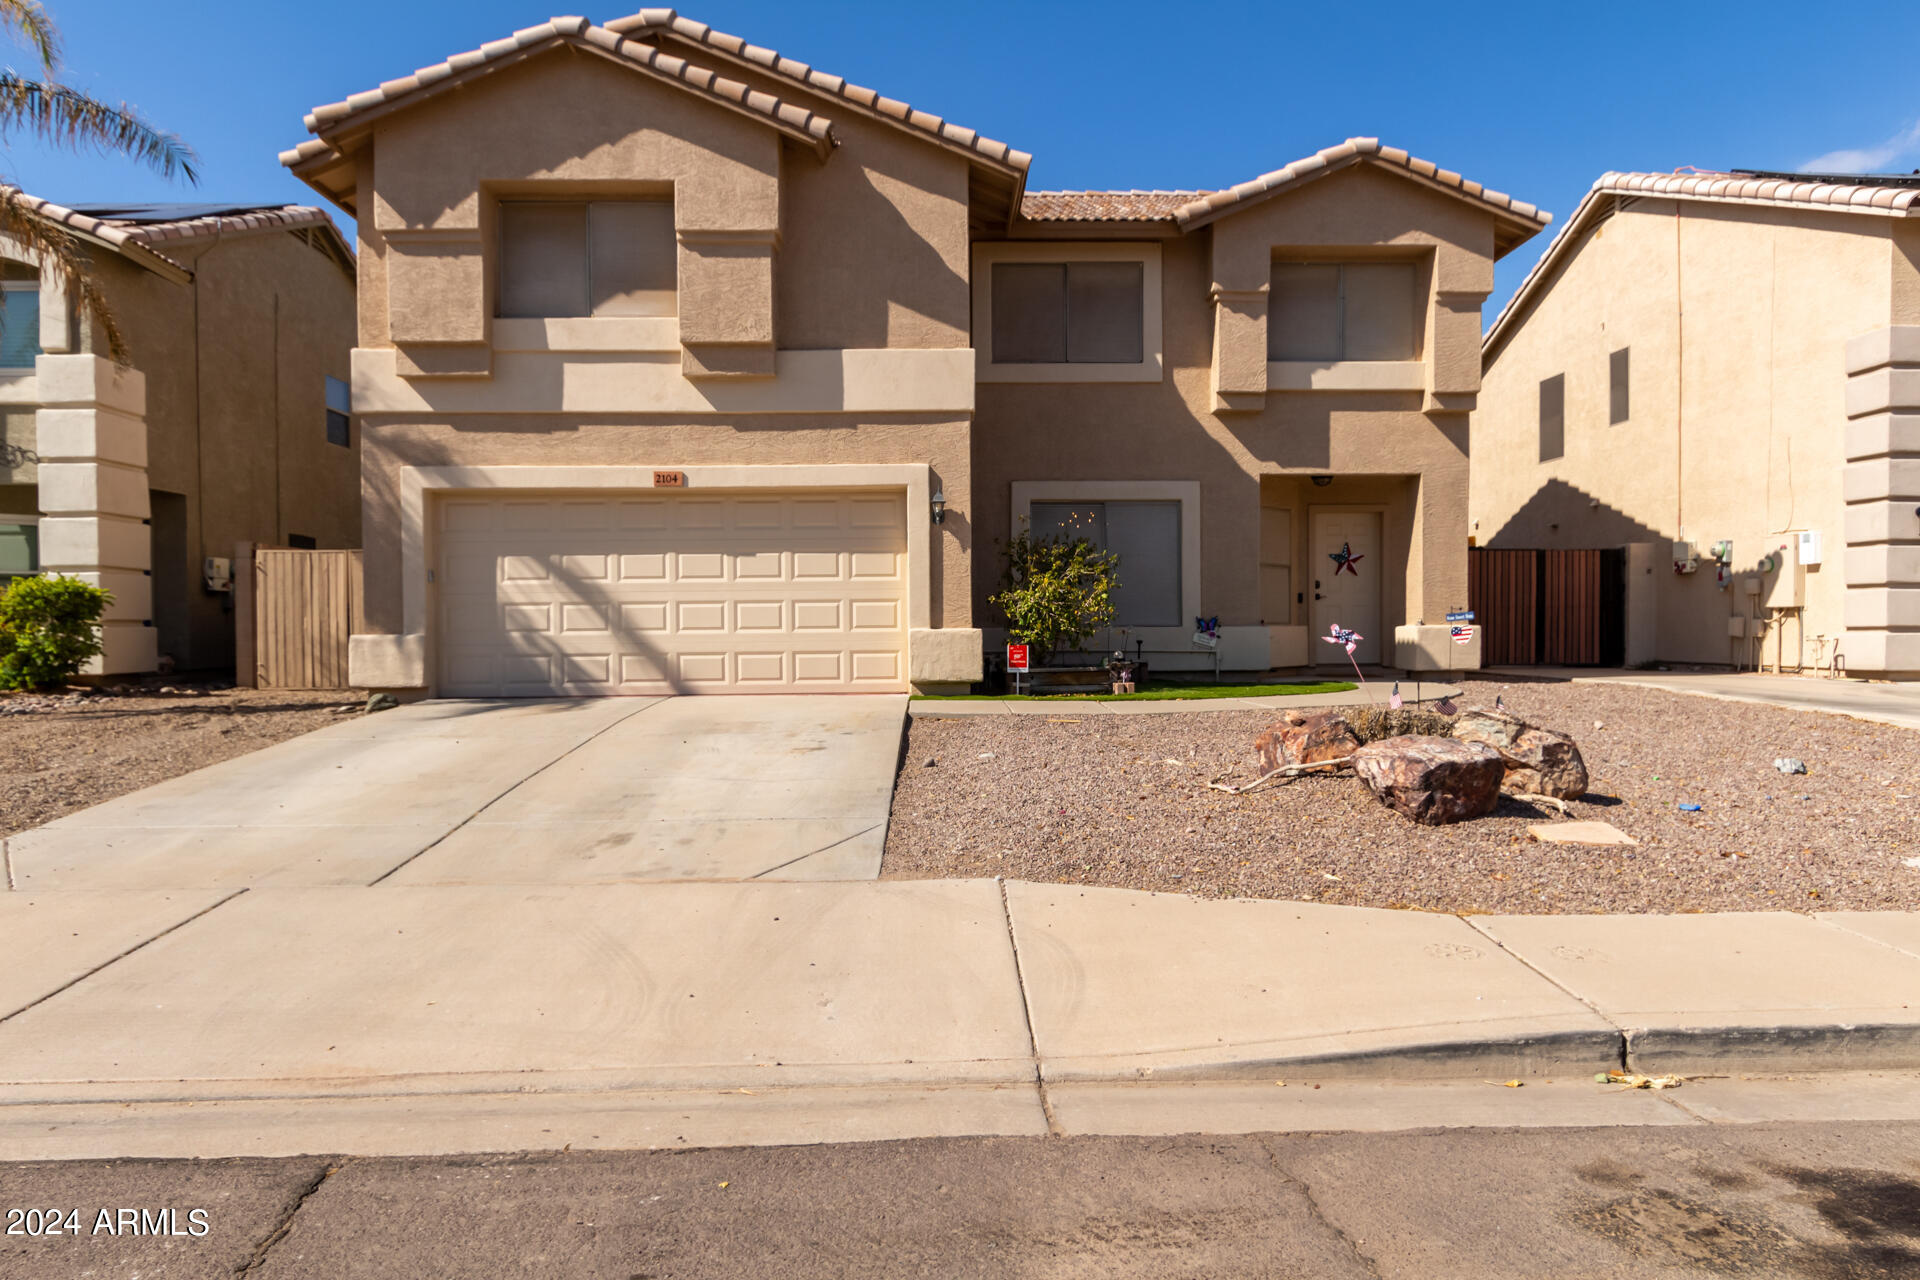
[[63, 202, 290, 223]]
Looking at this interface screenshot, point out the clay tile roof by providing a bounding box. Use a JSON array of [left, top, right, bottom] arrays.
[[604, 9, 1030, 175], [0, 190, 351, 280], [1019, 190, 1212, 222], [283, 15, 836, 176], [1484, 168, 1920, 363], [1172, 137, 1551, 231]]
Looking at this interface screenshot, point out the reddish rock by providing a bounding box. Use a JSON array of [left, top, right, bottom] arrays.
[[1351, 735, 1505, 825], [1254, 710, 1362, 773], [1451, 707, 1589, 800]]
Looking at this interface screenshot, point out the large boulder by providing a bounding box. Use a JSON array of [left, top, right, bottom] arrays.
[[1451, 707, 1589, 800], [1352, 735, 1505, 825], [1254, 710, 1362, 772]]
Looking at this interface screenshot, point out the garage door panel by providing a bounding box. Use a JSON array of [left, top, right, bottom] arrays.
[[439, 490, 907, 696]]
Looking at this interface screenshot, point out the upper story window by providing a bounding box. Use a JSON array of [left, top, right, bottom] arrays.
[[990, 261, 1143, 364], [1609, 347, 1630, 425], [0, 281, 40, 371], [497, 200, 676, 319], [324, 376, 351, 448], [1268, 261, 1416, 362], [1539, 373, 1566, 462]]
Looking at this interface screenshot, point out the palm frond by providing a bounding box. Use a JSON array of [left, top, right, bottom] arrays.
[[0, 75, 198, 182], [0, 0, 58, 74], [0, 188, 129, 365]]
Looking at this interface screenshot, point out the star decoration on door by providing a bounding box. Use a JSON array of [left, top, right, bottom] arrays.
[[1328, 542, 1363, 576]]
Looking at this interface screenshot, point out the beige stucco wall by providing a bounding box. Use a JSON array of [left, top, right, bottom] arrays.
[[1475, 199, 1898, 668], [67, 231, 358, 671], [355, 45, 972, 364], [974, 168, 1493, 668]]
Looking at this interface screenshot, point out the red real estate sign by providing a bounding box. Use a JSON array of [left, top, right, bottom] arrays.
[[1006, 644, 1031, 672]]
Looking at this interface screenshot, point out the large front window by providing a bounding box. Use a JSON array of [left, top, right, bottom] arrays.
[[1030, 500, 1180, 627], [497, 200, 676, 318]]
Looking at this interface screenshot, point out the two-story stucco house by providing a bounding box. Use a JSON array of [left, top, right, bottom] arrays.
[[282, 10, 1549, 697], [1475, 170, 1920, 678], [1, 193, 358, 675]]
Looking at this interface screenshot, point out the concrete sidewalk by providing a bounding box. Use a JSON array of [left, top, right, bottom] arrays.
[[909, 677, 1464, 717], [1483, 667, 1920, 730], [3, 880, 1919, 1158]]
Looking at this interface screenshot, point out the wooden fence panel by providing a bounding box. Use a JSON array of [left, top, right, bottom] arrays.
[[1542, 549, 1603, 666], [1468, 548, 1539, 666], [254, 548, 363, 690]]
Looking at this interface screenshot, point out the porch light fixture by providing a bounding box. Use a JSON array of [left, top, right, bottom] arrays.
[[1311, 475, 1333, 487], [930, 489, 947, 524]]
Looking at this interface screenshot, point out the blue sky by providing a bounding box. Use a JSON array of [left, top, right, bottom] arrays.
[[7, 0, 1919, 316]]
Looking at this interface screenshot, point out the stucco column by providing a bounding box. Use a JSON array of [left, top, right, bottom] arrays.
[[1841, 326, 1920, 676], [33, 354, 156, 675]]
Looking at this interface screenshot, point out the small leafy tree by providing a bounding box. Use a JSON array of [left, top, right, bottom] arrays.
[[0, 572, 110, 689], [988, 523, 1119, 665]]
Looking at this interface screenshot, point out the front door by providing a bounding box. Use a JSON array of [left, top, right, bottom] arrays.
[[1310, 510, 1382, 665]]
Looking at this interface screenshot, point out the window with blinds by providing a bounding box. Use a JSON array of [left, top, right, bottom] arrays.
[[990, 261, 1144, 364], [1030, 499, 1181, 626], [0, 285, 40, 371], [1268, 261, 1417, 362], [498, 200, 676, 318]]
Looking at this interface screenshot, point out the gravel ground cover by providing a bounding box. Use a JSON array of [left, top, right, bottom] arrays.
[[883, 678, 1920, 914], [1, 684, 348, 838]]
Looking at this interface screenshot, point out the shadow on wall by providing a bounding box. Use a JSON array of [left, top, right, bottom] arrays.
[[1482, 478, 1666, 550]]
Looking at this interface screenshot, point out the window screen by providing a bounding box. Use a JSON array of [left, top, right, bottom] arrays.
[[991, 261, 1143, 364], [499, 200, 675, 318], [1029, 500, 1181, 627], [1609, 347, 1630, 425], [325, 375, 350, 448], [0, 287, 40, 370], [1268, 261, 1416, 361], [1540, 373, 1566, 462]]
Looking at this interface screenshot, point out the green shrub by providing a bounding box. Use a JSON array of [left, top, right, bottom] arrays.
[[0, 574, 113, 690], [987, 523, 1119, 665]]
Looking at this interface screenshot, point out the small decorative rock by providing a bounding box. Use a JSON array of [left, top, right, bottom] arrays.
[[1351, 735, 1505, 825], [1774, 757, 1808, 775], [365, 692, 400, 714], [1254, 710, 1362, 773], [1451, 707, 1589, 800]]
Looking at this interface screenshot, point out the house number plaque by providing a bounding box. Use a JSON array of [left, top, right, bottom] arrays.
[[653, 470, 686, 488]]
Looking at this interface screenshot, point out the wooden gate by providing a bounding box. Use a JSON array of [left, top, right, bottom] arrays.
[[1469, 547, 1624, 667], [248, 548, 364, 689]]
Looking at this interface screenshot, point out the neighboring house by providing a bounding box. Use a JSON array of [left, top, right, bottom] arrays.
[[1475, 170, 1920, 678], [282, 10, 1549, 697], [0, 194, 359, 675]]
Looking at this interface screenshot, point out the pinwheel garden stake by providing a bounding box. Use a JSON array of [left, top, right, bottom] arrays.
[[1321, 623, 1367, 684]]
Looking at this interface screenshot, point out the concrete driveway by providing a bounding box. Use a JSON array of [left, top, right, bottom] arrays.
[[4, 695, 906, 890]]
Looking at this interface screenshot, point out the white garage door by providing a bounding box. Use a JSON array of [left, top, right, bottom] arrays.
[[437, 490, 908, 696]]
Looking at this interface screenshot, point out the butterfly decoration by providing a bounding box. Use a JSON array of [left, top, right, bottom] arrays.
[[1327, 542, 1364, 576]]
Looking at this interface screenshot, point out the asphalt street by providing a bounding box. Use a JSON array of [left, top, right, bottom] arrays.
[[4, 1119, 1918, 1278]]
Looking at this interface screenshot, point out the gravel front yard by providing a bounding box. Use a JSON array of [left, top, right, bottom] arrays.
[[883, 679, 1920, 914], [1, 685, 348, 839]]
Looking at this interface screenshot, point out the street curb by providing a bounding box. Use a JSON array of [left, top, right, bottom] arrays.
[[1624, 1024, 1920, 1076], [1037, 1029, 1625, 1084]]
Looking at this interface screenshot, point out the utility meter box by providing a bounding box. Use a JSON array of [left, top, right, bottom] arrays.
[[1797, 530, 1823, 567], [203, 556, 233, 594], [1764, 541, 1804, 609], [1672, 540, 1699, 574]]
